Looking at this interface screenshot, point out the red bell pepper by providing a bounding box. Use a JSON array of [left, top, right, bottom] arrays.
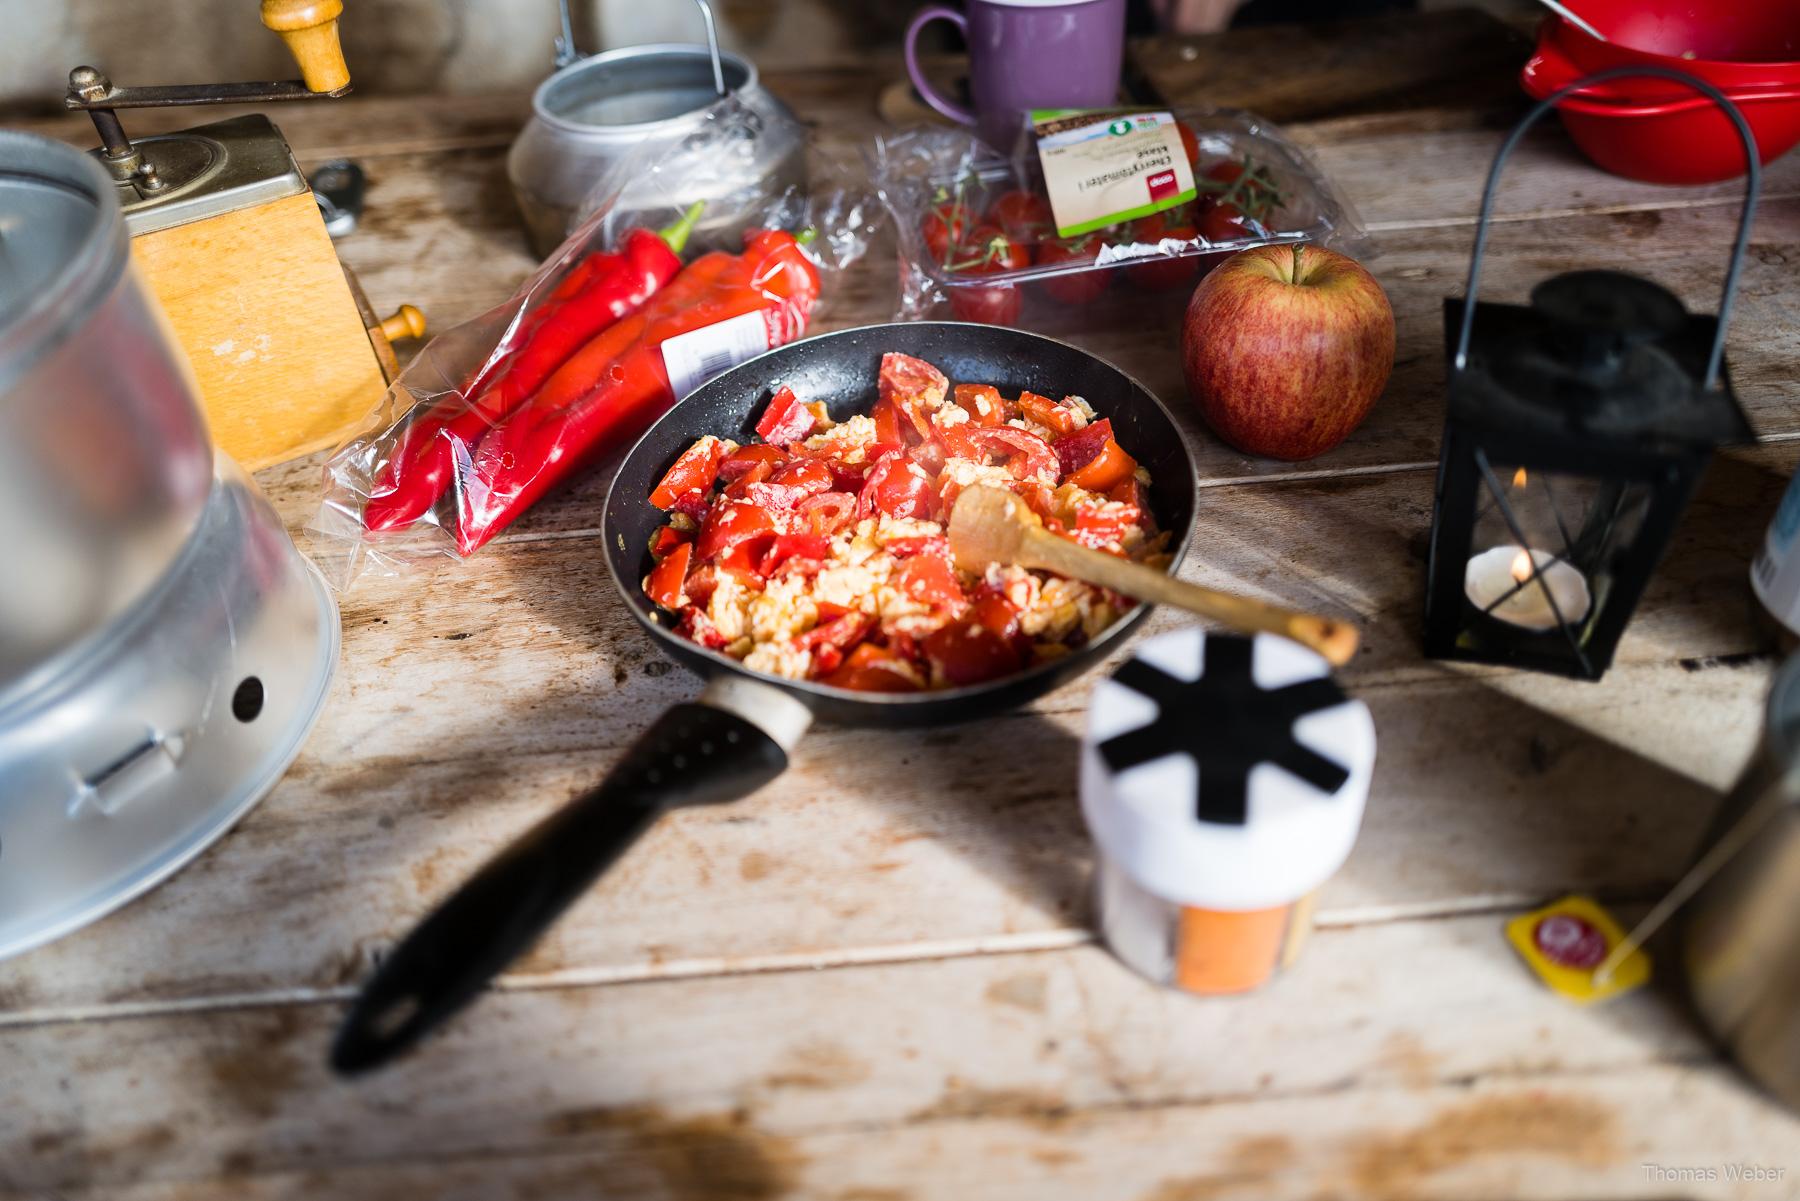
[[362, 202, 704, 533], [454, 228, 823, 554]]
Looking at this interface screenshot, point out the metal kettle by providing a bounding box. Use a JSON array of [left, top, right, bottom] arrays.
[[506, 0, 807, 258], [1683, 652, 1800, 1112]]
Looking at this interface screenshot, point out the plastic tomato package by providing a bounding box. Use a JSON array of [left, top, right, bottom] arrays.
[[310, 95, 878, 586], [871, 107, 1366, 331]]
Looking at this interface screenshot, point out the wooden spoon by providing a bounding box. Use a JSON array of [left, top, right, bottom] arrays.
[[948, 485, 1360, 667]]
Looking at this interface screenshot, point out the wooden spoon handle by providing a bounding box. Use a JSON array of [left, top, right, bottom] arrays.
[[1018, 526, 1360, 667]]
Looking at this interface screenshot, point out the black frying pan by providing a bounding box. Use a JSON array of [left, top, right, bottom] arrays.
[[331, 322, 1198, 1073]]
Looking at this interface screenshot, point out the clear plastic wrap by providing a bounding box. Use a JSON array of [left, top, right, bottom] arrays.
[[311, 95, 878, 587], [871, 107, 1367, 330]]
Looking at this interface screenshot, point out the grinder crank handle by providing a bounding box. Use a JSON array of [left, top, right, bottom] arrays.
[[330, 682, 809, 1075], [262, 0, 352, 92]]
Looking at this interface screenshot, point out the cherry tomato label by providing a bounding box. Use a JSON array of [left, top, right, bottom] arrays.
[[1031, 109, 1197, 238]]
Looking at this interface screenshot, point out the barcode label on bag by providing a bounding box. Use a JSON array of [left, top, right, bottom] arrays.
[[661, 311, 772, 399]]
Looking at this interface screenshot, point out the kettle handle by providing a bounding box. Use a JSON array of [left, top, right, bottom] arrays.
[[554, 0, 726, 96], [1454, 65, 1762, 393]]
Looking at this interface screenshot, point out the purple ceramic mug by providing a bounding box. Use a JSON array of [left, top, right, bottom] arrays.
[[905, 0, 1128, 149]]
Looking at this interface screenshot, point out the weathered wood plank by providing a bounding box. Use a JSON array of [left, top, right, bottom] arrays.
[[7, 925, 1796, 1198], [1129, 8, 1533, 128]]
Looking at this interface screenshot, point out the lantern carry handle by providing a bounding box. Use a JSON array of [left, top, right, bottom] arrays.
[[1454, 66, 1761, 392]]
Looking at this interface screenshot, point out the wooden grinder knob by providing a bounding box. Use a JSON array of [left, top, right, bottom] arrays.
[[262, 0, 351, 93], [378, 304, 427, 344]]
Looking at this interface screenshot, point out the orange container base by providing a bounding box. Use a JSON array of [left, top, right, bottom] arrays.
[[1174, 904, 1293, 994]]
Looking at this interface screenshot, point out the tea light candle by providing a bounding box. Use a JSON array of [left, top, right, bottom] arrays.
[[1465, 546, 1592, 630]]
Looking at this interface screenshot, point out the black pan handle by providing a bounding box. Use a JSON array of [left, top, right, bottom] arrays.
[[330, 701, 788, 1074]]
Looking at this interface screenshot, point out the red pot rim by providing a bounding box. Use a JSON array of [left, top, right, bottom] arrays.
[[1543, 15, 1800, 82]]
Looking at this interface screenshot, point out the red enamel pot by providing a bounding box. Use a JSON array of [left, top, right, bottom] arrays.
[[1522, 2, 1800, 184]]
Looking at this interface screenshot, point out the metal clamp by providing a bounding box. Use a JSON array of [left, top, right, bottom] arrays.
[[1453, 65, 1762, 392]]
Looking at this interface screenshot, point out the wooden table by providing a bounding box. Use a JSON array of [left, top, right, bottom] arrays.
[[8, 13, 1800, 1199]]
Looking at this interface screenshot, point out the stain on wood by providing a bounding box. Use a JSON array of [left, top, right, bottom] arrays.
[[764, 1040, 873, 1091], [1380, 1033, 1440, 1091], [541, 1104, 804, 1200], [908, 1084, 1073, 1128], [985, 972, 1050, 1014], [1140, 1134, 1296, 1201], [739, 851, 776, 882], [201, 1010, 308, 1120], [1344, 1092, 1618, 1197]]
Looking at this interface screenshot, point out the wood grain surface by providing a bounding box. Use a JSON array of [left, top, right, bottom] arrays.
[[7, 13, 1800, 1200]]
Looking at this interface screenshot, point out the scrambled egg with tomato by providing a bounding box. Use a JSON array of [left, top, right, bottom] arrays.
[[642, 353, 1167, 692]]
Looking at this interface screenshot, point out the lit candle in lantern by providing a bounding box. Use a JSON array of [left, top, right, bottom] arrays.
[[1464, 546, 1593, 630]]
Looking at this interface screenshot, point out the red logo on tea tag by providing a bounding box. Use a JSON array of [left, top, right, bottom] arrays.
[[1146, 169, 1177, 203], [1533, 914, 1608, 969]]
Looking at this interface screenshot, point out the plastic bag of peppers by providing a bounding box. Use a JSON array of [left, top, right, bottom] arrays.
[[313, 97, 877, 584]]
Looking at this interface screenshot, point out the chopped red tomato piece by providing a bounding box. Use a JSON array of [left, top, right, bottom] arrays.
[[676, 605, 730, 649], [897, 554, 967, 610], [1074, 499, 1143, 547], [796, 490, 857, 537], [767, 458, 833, 495], [951, 383, 1007, 427], [1018, 391, 1078, 436], [755, 386, 817, 444], [857, 453, 936, 521], [643, 541, 691, 610], [884, 534, 950, 559], [801, 611, 875, 653], [879, 352, 949, 442], [650, 438, 728, 509], [649, 524, 690, 561], [696, 500, 778, 564], [959, 426, 1059, 483], [924, 618, 1022, 686], [759, 532, 831, 576], [723, 459, 775, 500], [718, 443, 787, 483], [1068, 440, 1138, 493], [825, 643, 921, 692], [671, 489, 710, 522], [1054, 418, 1113, 479]]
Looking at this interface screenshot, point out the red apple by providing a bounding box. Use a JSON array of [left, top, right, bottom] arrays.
[[1181, 244, 1395, 461]]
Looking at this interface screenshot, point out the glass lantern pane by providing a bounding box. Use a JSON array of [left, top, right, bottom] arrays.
[[1468, 463, 1651, 634]]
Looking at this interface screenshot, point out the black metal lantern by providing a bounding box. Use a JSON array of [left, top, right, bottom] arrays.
[[1424, 67, 1759, 680]]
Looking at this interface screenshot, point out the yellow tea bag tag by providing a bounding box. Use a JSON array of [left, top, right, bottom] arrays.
[[1505, 894, 1650, 1004]]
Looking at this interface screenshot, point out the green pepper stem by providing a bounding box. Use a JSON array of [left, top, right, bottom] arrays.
[[795, 227, 819, 246], [659, 200, 706, 253]]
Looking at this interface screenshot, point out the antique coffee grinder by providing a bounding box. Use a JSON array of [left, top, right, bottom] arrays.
[[63, 0, 424, 470]]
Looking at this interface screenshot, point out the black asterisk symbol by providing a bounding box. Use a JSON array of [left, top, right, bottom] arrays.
[[1097, 637, 1352, 826]]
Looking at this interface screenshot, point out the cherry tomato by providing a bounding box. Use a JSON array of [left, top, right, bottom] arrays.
[[879, 352, 949, 441], [986, 189, 1053, 245], [1198, 199, 1257, 245], [800, 612, 876, 675], [696, 499, 778, 564], [755, 386, 817, 444], [920, 194, 974, 265], [857, 453, 936, 521], [643, 540, 691, 610], [1126, 205, 1199, 291], [946, 225, 1027, 326], [924, 618, 1021, 687], [676, 604, 729, 649], [1033, 236, 1109, 305], [952, 225, 1030, 273], [1177, 120, 1200, 168], [825, 643, 921, 692], [649, 437, 728, 509], [1203, 159, 1278, 217]]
